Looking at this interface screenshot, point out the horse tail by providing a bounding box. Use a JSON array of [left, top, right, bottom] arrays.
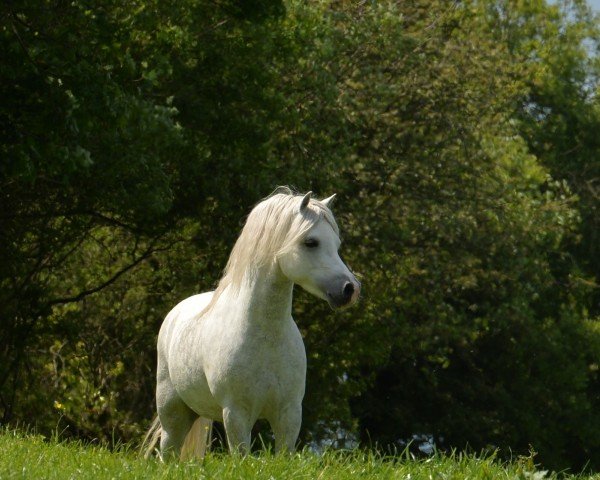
[[181, 417, 213, 460], [142, 415, 162, 459], [141, 415, 212, 460]]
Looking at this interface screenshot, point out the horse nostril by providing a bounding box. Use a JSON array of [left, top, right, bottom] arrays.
[[343, 282, 354, 299]]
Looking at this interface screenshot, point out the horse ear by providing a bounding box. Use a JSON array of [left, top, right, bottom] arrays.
[[300, 191, 312, 211], [321, 194, 336, 208]]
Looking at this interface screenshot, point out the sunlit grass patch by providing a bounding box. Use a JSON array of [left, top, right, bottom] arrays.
[[1, 429, 598, 479]]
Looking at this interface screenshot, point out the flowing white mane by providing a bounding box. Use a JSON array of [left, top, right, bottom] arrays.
[[217, 187, 339, 295]]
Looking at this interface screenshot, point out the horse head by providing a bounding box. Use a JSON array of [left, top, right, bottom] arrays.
[[277, 191, 361, 309]]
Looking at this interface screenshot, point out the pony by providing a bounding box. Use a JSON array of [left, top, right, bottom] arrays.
[[144, 187, 360, 459]]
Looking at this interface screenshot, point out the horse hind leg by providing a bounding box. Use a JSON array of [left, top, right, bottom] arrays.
[[157, 383, 197, 461]]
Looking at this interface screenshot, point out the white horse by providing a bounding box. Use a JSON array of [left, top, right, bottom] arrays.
[[144, 188, 360, 459]]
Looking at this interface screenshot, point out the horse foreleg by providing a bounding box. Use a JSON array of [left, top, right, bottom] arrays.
[[223, 405, 252, 454], [270, 403, 302, 453]]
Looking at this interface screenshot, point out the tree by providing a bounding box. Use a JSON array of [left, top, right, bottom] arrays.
[[318, 0, 600, 470], [0, 0, 188, 421]]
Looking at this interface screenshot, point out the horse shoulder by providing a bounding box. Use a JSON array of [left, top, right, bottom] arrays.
[[279, 316, 307, 385], [283, 316, 306, 363]]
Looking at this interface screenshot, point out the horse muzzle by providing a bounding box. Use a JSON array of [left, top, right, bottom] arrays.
[[326, 278, 361, 309]]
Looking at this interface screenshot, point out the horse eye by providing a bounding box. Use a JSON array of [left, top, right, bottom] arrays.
[[304, 238, 319, 248]]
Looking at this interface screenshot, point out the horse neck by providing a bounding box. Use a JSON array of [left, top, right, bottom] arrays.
[[236, 263, 294, 330]]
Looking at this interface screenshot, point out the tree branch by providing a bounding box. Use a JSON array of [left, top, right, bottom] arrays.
[[46, 236, 170, 307], [9, 13, 40, 75]]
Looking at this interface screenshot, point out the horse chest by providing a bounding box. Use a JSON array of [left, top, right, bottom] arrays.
[[203, 318, 306, 412]]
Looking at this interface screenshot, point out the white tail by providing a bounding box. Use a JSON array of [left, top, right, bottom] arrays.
[[181, 417, 213, 460], [142, 416, 162, 459], [142, 416, 213, 461]]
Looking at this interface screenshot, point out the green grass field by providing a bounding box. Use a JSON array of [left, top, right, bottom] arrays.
[[1, 429, 598, 480]]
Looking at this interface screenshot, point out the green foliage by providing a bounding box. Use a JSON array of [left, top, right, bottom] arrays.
[[506, 0, 600, 316], [0, 0, 185, 425], [1, 0, 599, 473]]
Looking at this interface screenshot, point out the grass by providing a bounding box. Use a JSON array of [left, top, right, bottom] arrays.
[[1, 429, 599, 479]]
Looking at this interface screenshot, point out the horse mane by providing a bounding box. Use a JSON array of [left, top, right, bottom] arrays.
[[200, 187, 339, 316]]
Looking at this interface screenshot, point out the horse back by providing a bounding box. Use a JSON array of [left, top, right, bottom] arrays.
[[157, 292, 214, 364]]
